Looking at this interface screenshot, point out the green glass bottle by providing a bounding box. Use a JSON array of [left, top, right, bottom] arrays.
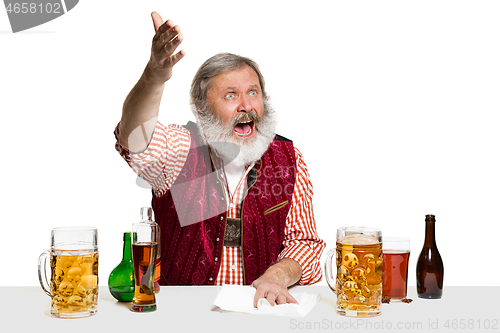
[[108, 232, 136, 302]]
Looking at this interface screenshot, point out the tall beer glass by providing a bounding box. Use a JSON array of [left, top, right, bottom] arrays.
[[324, 227, 382, 317], [130, 221, 158, 312], [382, 237, 410, 301], [38, 226, 98, 318]]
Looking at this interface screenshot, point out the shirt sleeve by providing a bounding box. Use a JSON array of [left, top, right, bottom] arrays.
[[278, 147, 326, 285], [114, 121, 191, 197]]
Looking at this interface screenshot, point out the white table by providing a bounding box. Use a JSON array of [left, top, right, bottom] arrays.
[[2, 286, 498, 332]]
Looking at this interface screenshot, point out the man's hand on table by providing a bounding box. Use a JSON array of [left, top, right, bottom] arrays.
[[250, 258, 302, 308]]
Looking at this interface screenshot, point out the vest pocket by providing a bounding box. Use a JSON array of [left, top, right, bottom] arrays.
[[263, 200, 289, 215]]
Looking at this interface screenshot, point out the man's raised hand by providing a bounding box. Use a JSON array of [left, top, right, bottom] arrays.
[[147, 12, 185, 85]]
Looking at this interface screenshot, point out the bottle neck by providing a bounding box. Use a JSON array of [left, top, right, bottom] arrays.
[[122, 235, 133, 261], [141, 207, 153, 223], [424, 220, 437, 247]]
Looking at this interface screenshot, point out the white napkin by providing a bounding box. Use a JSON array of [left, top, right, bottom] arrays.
[[213, 285, 319, 317]]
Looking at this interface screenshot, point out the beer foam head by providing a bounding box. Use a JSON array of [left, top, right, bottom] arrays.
[[341, 234, 379, 245]]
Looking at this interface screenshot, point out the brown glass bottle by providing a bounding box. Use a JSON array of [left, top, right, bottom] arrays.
[[416, 214, 444, 299]]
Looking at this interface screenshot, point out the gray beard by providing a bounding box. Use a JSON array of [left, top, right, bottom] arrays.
[[192, 101, 277, 168]]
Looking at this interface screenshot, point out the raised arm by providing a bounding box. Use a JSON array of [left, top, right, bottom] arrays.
[[118, 12, 185, 153]]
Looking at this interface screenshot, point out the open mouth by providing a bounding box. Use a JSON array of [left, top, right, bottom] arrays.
[[233, 119, 255, 138]]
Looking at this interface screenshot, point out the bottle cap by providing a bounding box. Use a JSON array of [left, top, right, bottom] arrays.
[[123, 231, 135, 241], [141, 207, 153, 222], [425, 214, 436, 222]]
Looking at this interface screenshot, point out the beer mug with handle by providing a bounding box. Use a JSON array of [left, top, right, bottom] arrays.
[[38, 227, 98, 318], [324, 227, 383, 317]]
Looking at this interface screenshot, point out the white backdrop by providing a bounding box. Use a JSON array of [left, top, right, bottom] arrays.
[[1, 0, 499, 287]]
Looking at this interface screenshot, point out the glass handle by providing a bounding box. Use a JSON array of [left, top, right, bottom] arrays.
[[38, 250, 51, 297], [324, 248, 337, 294]]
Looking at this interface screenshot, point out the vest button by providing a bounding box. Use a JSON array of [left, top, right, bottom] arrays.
[[216, 237, 220, 242], [209, 277, 213, 281], [219, 216, 224, 221], [214, 257, 218, 262]]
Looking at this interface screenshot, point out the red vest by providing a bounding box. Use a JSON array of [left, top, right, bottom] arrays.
[[152, 122, 296, 285]]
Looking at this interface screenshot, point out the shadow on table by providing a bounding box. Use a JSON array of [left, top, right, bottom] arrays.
[[100, 290, 133, 310]]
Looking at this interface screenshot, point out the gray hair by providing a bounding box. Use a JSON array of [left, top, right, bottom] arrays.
[[190, 53, 268, 112]]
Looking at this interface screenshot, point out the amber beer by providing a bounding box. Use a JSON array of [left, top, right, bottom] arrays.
[[335, 234, 383, 316], [38, 226, 99, 318], [50, 250, 99, 316], [131, 242, 158, 311], [325, 228, 383, 317], [382, 250, 410, 299]]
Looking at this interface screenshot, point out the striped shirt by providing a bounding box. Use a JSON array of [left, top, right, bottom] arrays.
[[115, 122, 325, 285]]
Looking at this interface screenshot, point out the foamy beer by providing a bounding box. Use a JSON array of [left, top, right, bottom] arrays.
[[325, 227, 382, 317], [38, 227, 98, 318], [382, 237, 410, 301]]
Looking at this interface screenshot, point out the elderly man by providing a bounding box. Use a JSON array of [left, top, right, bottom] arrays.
[[115, 12, 325, 307]]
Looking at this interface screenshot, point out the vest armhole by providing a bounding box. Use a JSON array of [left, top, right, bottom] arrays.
[[273, 134, 292, 142]]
